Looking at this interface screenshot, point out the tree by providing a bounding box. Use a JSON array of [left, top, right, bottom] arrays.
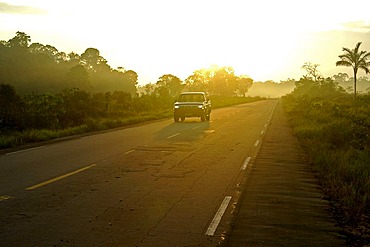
[[336, 42, 370, 99], [8, 31, 31, 48], [0, 84, 23, 129], [333, 72, 349, 84], [184, 69, 210, 92], [302, 62, 321, 82], [80, 48, 109, 72], [123, 70, 139, 87], [237, 76, 253, 96], [67, 52, 81, 66], [156, 74, 183, 97], [64, 65, 91, 90], [209, 66, 238, 96]]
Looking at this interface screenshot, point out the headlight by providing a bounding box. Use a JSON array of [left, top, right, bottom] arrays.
[[198, 105, 204, 109], [174, 105, 180, 109]]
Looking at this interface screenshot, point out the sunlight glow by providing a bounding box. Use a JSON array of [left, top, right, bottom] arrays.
[[1, 0, 370, 83]]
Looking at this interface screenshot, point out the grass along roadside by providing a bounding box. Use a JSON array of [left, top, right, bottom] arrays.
[[0, 96, 264, 150], [0, 110, 173, 150], [282, 94, 370, 245]]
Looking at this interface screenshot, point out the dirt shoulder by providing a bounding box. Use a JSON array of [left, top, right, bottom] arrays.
[[225, 101, 346, 246]]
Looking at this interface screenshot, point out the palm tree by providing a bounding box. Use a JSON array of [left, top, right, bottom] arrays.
[[336, 42, 370, 99]]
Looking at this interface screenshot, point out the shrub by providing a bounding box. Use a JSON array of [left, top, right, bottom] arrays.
[[282, 90, 370, 234]]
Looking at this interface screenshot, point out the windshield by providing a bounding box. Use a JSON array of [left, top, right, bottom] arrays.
[[178, 94, 205, 102]]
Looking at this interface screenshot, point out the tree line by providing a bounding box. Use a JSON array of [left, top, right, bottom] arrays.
[[0, 31, 138, 94], [0, 32, 255, 131], [0, 31, 253, 96]]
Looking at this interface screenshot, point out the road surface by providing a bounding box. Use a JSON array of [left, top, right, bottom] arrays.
[[0, 100, 276, 246]]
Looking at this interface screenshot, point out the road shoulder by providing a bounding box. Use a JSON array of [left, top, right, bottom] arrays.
[[226, 100, 345, 246]]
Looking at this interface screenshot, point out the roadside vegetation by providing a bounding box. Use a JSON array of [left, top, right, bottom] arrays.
[[1, 31, 370, 242], [282, 52, 370, 244], [0, 83, 262, 149], [0, 32, 260, 150]]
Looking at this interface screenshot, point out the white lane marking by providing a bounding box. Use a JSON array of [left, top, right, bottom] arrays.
[[261, 130, 264, 135], [192, 126, 200, 130], [205, 196, 232, 236], [241, 157, 251, 170], [264, 124, 268, 128], [254, 140, 260, 147], [26, 164, 96, 190], [6, 146, 46, 155], [0, 195, 14, 202], [167, 133, 180, 139], [124, 149, 135, 155]]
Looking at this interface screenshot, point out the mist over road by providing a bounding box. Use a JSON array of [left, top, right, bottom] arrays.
[[0, 100, 277, 246]]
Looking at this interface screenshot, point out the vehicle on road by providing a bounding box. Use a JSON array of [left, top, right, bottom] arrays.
[[173, 92, 211, 122]]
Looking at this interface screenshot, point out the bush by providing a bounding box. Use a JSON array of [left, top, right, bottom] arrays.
[[282, 88, 370, 239]]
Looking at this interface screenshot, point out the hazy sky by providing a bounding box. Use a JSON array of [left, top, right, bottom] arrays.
[[1, 0, 370, 84]]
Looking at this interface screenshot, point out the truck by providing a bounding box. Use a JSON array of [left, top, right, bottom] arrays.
[[173, 92, 211, 122]]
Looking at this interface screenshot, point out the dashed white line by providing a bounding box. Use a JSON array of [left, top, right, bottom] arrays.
[[261, 130, 264, 135], [206, 196, 232, 236], [26, 164, 96, 190], [6, 146, 46, 155], [0, 195, 14, 202], [241, 157, 251, 170], [254, 140, 260, 147], [124, 149, 135, 155], [167, 133, 180, 139]]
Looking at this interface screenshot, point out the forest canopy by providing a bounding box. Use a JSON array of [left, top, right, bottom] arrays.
[[0, 32, 138, 95], [0, 32, 254, 97]]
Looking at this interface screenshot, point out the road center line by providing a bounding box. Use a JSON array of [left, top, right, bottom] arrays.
[[6, 146, 46, 155], [241, 157, 251, 170], [167, 133, 180, 139], [254, 140, 260, 147], [25, 164, 97, 190], [0, 195, 14, 202], [261, 130, 264, 135], [205, 196, 232, 236], [124, 149, 135, 155]]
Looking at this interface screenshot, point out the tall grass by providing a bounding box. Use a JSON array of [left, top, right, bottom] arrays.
[[282, 93, 370, 236], [0, 110, 173, 149]]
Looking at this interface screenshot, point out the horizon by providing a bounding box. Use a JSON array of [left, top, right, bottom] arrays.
[[1, 0, 370, 85]]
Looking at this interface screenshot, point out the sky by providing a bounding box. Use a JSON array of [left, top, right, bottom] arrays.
[[1, 0, 370, 85]]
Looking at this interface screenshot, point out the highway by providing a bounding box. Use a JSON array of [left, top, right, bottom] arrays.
[[0, 99, 277, 246]]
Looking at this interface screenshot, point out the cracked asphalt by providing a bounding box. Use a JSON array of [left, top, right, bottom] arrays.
[[0, 100, 344, 246]]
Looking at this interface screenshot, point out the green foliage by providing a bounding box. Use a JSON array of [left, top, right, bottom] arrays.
[[293, 76, 345, 97], [0, 32, 261, 150], [184, 65, 253, 96], [156, 74, 184, 98], [282, 84, 370, 227], [336, 42, 370, 99], [0, 83, 262, 149], [0, 32, 138, 95], [0, 84, 24, 129]]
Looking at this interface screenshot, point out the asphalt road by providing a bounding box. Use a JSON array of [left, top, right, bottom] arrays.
[[0, 99, 277, 246]]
